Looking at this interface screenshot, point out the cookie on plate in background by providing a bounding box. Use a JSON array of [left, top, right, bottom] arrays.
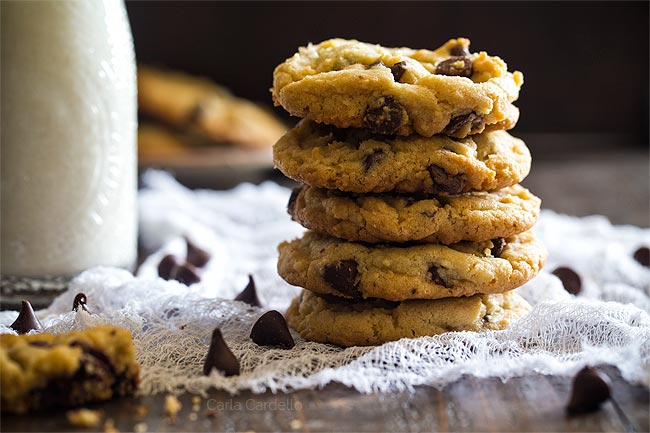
[[138, 65, 286, 149]]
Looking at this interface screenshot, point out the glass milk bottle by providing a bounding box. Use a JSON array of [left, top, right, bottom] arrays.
[[1, 0, 137, 307]]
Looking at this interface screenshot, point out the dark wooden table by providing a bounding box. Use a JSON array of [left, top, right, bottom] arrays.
[[3, 147, 648, 432]]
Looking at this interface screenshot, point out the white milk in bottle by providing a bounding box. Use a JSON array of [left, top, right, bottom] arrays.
[[1, 0, 137, 305]]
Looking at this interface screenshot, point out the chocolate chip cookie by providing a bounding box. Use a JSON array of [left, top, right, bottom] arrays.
[[288, 184, 540, 244], [1, 326, 140, 413], [138, 66, 286, 148], [286, 289, 531, 347], [278, 230, 546, 301], [272, 38, 523, 138], [274, 119, 531, 194]]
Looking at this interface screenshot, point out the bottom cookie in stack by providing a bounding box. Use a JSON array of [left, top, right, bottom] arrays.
[[286, 290, 531, 347]]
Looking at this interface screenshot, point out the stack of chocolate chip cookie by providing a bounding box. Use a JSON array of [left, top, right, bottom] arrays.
[[271, 38, 546, 347]]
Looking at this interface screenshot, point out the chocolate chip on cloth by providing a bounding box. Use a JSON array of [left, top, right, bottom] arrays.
[[158, 254, 178, 280], [10, 300, 43, 335], [566, 367, 612, 415], [234, 275, 262, 307], [633, 246, 650, 267], [552, 267, 582, 295], [203, 328, 240, 377], [250, 311, 295, 349], [170, 263, 201, 286], [72, 293, 91, 313], [186, 238, 211, 268]]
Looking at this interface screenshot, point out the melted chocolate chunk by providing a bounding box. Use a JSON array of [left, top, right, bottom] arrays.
[[427, 265, 450, 288], [186, 102, 206, 126], [490, 238, 506, 258], [203, 328, 240, 376], [170, 263, 201, 286], [443, 112, 485, 137], [428, 165, 466, 195], [10, 300, 43, 334], [234, 275, 262, 307], [435, 56, 473, 77], [552, 267, 582, 295], [287, 187, 302, 215], [633, 246, 650, 267], [363, 96, 405, 134], [363, 149, 386, 171], [186, 238, 211, 268], [158, 255, 178, 280], [323, 260, 360, 297], [448, 44, 470, 57], [72, 293, 90, 313], [250, 310, 295, 349], [389, 61, 408, 82], [567, 367, 611, 415]]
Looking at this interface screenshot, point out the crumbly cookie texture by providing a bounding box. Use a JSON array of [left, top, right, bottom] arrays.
[[273, 119, 531, 194], [286, 290, 531, 347], [1, 326, 140, 414], [272, 38, 523, 138], [288, 184, 540, 244], [278, 230, 546, 301], [138, 66, 286, 148]]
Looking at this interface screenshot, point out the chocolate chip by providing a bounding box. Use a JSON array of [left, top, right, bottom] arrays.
[[72, 293, 90, 313], [490, 238, 506, 258], [363, 149, 386, 171], [287, 187, 301, 216], [389, 61, 407, 82], [633, 246, 650, 267], [323, 260, 360, 297], [234, 275, 262, 307], [186, 102, 206, 126], [567, 367, 611, 415], [28, 340, 50, 348], [203, 328, 240, 376], [428, 265, 450, 288], [428, 165, 466, 195], [170, 263, 201, 286], [552, 267, 582, 295], [368, 60, 383, 68], [186, 238, 210, 268], [443, 112, 485, 137], [363, 96, 405, 135], [158, 255, 178, 280], [436, 56, 473, 77], [448, 44, 470, 57], [250, 310, 295, 349], [10, 300, 43, 334]]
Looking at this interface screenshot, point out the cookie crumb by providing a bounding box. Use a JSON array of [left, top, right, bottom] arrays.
[[66, 408, 102, 427], [134, 422, 148, 433], [164, 394, 182, 416], [134, 405, 148, 418], [290, 419, 303, 429], [103, 418, 120, 433], [164, 394, 182, 423]]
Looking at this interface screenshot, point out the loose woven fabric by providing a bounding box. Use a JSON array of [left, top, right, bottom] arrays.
[[1, 170, 648, 395]]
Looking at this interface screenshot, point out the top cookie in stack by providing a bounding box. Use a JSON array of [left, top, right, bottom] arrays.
[[271, 38, 546, 347]]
